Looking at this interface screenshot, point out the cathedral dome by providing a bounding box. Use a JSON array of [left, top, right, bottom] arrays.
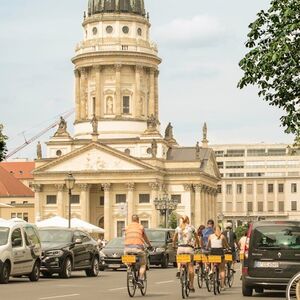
[[88, 0, 146, 17]]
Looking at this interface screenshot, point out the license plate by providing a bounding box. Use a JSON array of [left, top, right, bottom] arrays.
[[177, 255, 191, 263], [194, 254, 202, 262], [208, 255, 222, 263], [109, 264, 121, 268], [240, 253, 244, 261], [225, 254, 233, 262], [254, 261, 279, 268], [122, 255, 136, 264]]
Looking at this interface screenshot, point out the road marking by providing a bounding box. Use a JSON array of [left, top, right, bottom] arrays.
[[155, 280, 174, 284], [108, 287, 127, 291], [39, 294, 80, 300]]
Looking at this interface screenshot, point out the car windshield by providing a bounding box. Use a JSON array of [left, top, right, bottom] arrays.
[[105, 238, 124, 248], [145, 230, 166, 242], [253, 226, 300, 250], [0, 227, 9, 246], [39, 230, 73, 243]]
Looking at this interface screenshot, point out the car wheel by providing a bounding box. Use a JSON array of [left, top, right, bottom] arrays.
[[85, 257, 99, 277], [0, 261, 10, 284], [41, 271, 52, 278], [29, 260, 40, 282], [242, 281, 253, 297], [161, 255, 169, 269], [59, 257, 72, 279]]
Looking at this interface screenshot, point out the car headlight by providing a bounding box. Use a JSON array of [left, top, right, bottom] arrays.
[[156, 248, 165, 253], [46, 250, 64, 257], [99, 251, 106, 258]]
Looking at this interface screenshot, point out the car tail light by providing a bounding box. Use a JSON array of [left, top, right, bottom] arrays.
[[244, 223, 253, 260], [242, 267, 248, 276]]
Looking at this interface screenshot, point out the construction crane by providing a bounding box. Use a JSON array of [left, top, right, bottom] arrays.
[[5, 109, 74, 160]]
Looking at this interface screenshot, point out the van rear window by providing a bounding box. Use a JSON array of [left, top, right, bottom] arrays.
[[0, 227, 9, 246], [252, 226, 300, 250]]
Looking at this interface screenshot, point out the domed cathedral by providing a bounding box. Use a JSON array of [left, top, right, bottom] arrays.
[[33, 0, 220, 240]]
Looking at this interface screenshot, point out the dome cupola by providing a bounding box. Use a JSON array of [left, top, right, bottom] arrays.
[[88, 0, 146, 17]]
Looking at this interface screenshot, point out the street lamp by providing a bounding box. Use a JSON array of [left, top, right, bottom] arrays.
[[65, 173, 75, 228], [154, 194, 179, 228]]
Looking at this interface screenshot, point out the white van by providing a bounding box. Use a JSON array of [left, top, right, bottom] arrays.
[[0, 221, 42, 284]]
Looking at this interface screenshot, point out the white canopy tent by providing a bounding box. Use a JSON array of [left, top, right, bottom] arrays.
[[71, 218, 104, 234], [9, 217, 27, 223], [36, 216, 68, 228]]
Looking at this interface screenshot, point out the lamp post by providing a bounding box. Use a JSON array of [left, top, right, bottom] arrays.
[[65, 173, 75, 228], [154, 194, 179, 228]]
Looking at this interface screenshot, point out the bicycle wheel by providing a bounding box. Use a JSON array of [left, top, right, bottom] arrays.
[[286, 272, 300, 300], [180, 267, 189, 299], [127, 269, 136, 298], [213, 266, 221, 295], [140, 272, 147, 296], [227, 268, 234, 288], [206, 269, 213, 292], [185, 267, 190, 298], [197, 265, 204, 289]]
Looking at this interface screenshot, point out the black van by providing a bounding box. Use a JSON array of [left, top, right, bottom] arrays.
[[242, 221, 300, 296]]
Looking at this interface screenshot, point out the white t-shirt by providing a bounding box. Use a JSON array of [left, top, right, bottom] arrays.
[[239, 236, 247, 254]]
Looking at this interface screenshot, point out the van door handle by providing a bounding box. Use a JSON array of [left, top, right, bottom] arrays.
[[252, 253, 262, 256], [275, 269, 283, 273]]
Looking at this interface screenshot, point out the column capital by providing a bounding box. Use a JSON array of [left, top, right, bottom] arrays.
[[154, 70, 160, 77], [102, 183, 111, 191], [193, 184, 203, 192], [79, 183, 90, 191], [184, 184, 193, 191], [135, 65, 144, 73], [125, 182, 135, 191], [149, 67, 155, 74], [80, 67, 89, 77], [149, 182, 160, 191], [31, 184, 43, 192], [74, 69, 80, 77], [114, 64, 122, 72], [159, 183, 167, 192], [94, 65, 104, 72], [55, 184, 65, 192]]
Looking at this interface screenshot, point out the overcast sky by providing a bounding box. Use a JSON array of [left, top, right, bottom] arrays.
[[0, 0, 293, 160]]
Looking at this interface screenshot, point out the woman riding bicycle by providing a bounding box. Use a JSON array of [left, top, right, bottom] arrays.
[[173, 215, 200, 293], [207, 225, 229, 291]]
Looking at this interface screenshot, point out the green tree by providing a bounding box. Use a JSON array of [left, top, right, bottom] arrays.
[[0, 124, 8, 162], [168, 212, 178, 229], [235, 224, 248, 242], [238, 0, 300, 137]]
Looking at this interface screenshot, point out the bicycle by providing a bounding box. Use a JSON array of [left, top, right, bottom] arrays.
[[286, 272, 300, 300], [208, 254, 222, 295], [224, 252, 234, 288], [176, 254, 192, 299], [122, 253, 147, 298], [194, 250, 211, 291]]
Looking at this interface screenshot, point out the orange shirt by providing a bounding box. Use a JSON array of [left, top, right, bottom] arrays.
[[125, 222, 145, 246]]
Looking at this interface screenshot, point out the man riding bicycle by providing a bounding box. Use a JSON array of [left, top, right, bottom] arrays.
[[124, 214, 152, 286]]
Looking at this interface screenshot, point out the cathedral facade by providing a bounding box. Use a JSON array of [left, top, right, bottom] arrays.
[[32, 0, 220, 240]]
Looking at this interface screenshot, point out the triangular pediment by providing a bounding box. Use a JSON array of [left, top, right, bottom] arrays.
[[203, 151, 221, 179], [35, 143, 156, 173]]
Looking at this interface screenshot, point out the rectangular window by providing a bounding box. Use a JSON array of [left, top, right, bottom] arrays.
[[122, 96, 130, 114], [11, 213, 16, 219], [99, 196, 104, 206], [291, 201, 297, 211], [257, 184, 263, 194], [46, 195, 57, 205], [268, 201, 274, 212], [71, 195, 80, 204], [217, 161, 224, 168], [23, 213, 29, 222], [116, 194, 126, 204], [237, 184, 243, 194], [247, 149, 266, 156], [247, 184, 253, 195], [268, 184, 274, 193], [226, 184, 232, 195], [10, 201, 16, 205], [226, 149, 245, 157], [267, 148, 286, 156], [117, 221, 125, 237], [17, 213, 22, 219], [139, 194, 150, 204], [291, 183, 297, 193], [279, 201, 284, 212], [214, 151, 224, 157], [217, 185, 222, 194], [141, 220, 149, 229], [257, 202, 264, 212], [247, 202, 253, 212], [278, 184, 284, 193], [171, 194, 181, 204], [23, 201, 28, 204], [225, 161, 244, 169]]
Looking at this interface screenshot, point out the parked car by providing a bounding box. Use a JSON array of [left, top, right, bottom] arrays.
[[0, 221, 42, 284], [38, 227, 99, 278], [99, 237, 150, 271], [145, 228, 176, 268], [242, 220, 300, 296]]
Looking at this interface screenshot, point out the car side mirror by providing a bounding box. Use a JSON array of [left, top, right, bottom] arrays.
[[12, 238, 22, 248], [75, 238, 82, 244]]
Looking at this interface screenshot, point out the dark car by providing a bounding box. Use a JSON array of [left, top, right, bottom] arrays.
[[99, 237, 150, 271], [39, 227, 100, 278], [145, 228, 176, 268], [242, 221, 300, 296]]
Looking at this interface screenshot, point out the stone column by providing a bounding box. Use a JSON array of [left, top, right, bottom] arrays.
[[149, 68, 155, 116], [79, 184, 90, 222], [55, 184, 65, 218], [184, 184, 193, 221], [232, 182, 237, 213], [201, 186, 207, 226], [32, 184, 43, 222], [95, 66, 102, 118], [207, 188, 213, 220], [211, 190, 217, 222], [149, 182, 159, 228], [193, 184, 202, 228], [222, 181, 226, 212], [135, 65, 142, 117], [115, 64, 122, 117], [263, 180, 268, 213], [274, 179, 278, 213], [154, 70, 159, 119], [253, 180, 258, 213], [74, 69, 81, 121], [102, 183, 112, 241], [80, 68, 88, 120], [126, 183, 135, 225]]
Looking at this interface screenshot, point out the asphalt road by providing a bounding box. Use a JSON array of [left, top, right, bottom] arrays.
[[2, 266, 286, 300]]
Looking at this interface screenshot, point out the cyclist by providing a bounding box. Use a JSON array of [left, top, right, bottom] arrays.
[[124, 214, 152, 286], [222, 222, 237, 270], [202, 219, 215, 248], [207, 225, 229, 291], [173, 215, 200, 293], [197, 225, 205, 248]]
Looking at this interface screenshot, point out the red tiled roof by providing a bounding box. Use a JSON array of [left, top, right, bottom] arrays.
[[0, 166, 34, 197], [0, 162, 35, 180]]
